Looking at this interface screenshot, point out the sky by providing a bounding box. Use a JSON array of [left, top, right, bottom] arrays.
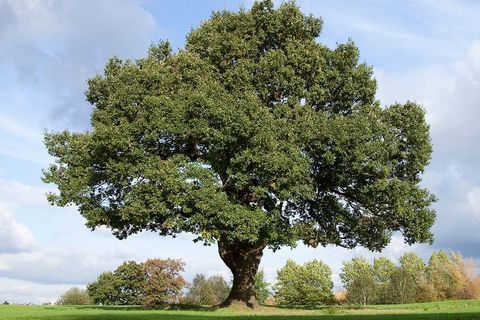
[[1, 0, 480, 304]]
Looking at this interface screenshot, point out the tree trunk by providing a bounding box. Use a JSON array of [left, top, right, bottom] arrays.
[[217, 238, 265, 308]]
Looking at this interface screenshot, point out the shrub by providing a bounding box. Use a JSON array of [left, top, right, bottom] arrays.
[[334, 291, 347, 304], [56, 288, 90, 305], [264, 296, 276, 306]]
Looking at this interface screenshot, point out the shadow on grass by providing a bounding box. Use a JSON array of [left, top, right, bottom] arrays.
[[73, 304, 218, 312], [40, 313, 480, 320], [274, 304, 365, 310]]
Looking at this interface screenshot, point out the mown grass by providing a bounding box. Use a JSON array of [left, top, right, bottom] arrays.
[[1, 300, 479, 320]]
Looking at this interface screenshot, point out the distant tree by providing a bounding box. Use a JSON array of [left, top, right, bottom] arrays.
[[87, 261, 145, 305], [425, 251, 458, 300], [56, 288, 90, 305], [43, 0, 436, 308], [372, 257, 395, 304], [254, 270, 270, 304], [399, 252, 425, 284], [185, 274, 207, 305], [450, 253, 480, 299], [87, 271, 119, 305], [340, 257, 375, 305], [143, 258, 186, 307], [205, 275, 231, 305], [387, 252, 426, 304], [114, 261, 145, 305], [274, 259, 333, 306], [2, 301, 9, 305], [185, 274, 230, 305], [388, 268, 417, 304]]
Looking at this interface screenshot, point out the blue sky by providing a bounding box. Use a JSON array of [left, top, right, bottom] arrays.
[[1, 0, 480, 303]]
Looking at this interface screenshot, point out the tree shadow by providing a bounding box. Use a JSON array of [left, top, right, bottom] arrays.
[[41, 311, 480, 320], [73, 304, 218, 312]]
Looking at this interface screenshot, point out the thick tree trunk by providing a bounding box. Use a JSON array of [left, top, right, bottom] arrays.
[[217, 238, 265, 308]]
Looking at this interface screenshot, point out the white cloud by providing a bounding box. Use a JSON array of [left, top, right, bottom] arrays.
[[0, 277, 76, 304], [0, 203, 35, 253], [0, 176, 50, 206], [375, 40, 480, 258], [0, 246, 134, 285], [0, 0, 158, 149]]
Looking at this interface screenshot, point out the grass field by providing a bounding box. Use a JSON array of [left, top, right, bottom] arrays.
[[1, 300, 479, 320]]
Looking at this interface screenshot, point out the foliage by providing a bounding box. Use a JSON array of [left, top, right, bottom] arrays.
[[56, 288, 90, 305], [255, 270, 271, 304], [88, 261, 146, 305], [43, 0, 435, 305], [341, 251, 480, 304], [340, 257, 375, 305], [143, 258, 186, 307], [274, 259, 333, 305], [88, 258, 185, 307], [388, 252, 426, 303], [87, 271, 118, 305], [425, 251, 458, 301], [185, 274, 230, 305], [372, 257, 395, 304], [388, 268, 418, 304], [114, 261, 145, 305]]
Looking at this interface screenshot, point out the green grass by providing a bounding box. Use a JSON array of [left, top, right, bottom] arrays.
[[1, 300, 479, 320]]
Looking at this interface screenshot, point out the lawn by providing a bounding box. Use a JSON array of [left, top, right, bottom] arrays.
[[1, 300, 479, 320]]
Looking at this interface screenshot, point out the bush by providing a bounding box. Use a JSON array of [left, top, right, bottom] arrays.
[[56, 288, 90, 305], [274, 259, 334, 306], [334, 291, 347, 304]]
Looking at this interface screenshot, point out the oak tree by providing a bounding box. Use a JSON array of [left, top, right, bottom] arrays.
[[43, 0, 435, 308]]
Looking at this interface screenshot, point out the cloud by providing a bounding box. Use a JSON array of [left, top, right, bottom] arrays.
[[0, 203, 36, 253], [0, 175, 50, 206], [0, 245, 136, 285], [0, 0, 158, 132], [375, 41, 480, 259], [0, 277, 75, 304]]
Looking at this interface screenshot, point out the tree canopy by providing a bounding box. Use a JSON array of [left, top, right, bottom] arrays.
[[274, 259, 333, 305], [43, 0, 435, 307]]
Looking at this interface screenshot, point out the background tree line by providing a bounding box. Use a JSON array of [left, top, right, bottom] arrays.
[[56, 251, 479, 307], [340, 251, 480, 305]]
